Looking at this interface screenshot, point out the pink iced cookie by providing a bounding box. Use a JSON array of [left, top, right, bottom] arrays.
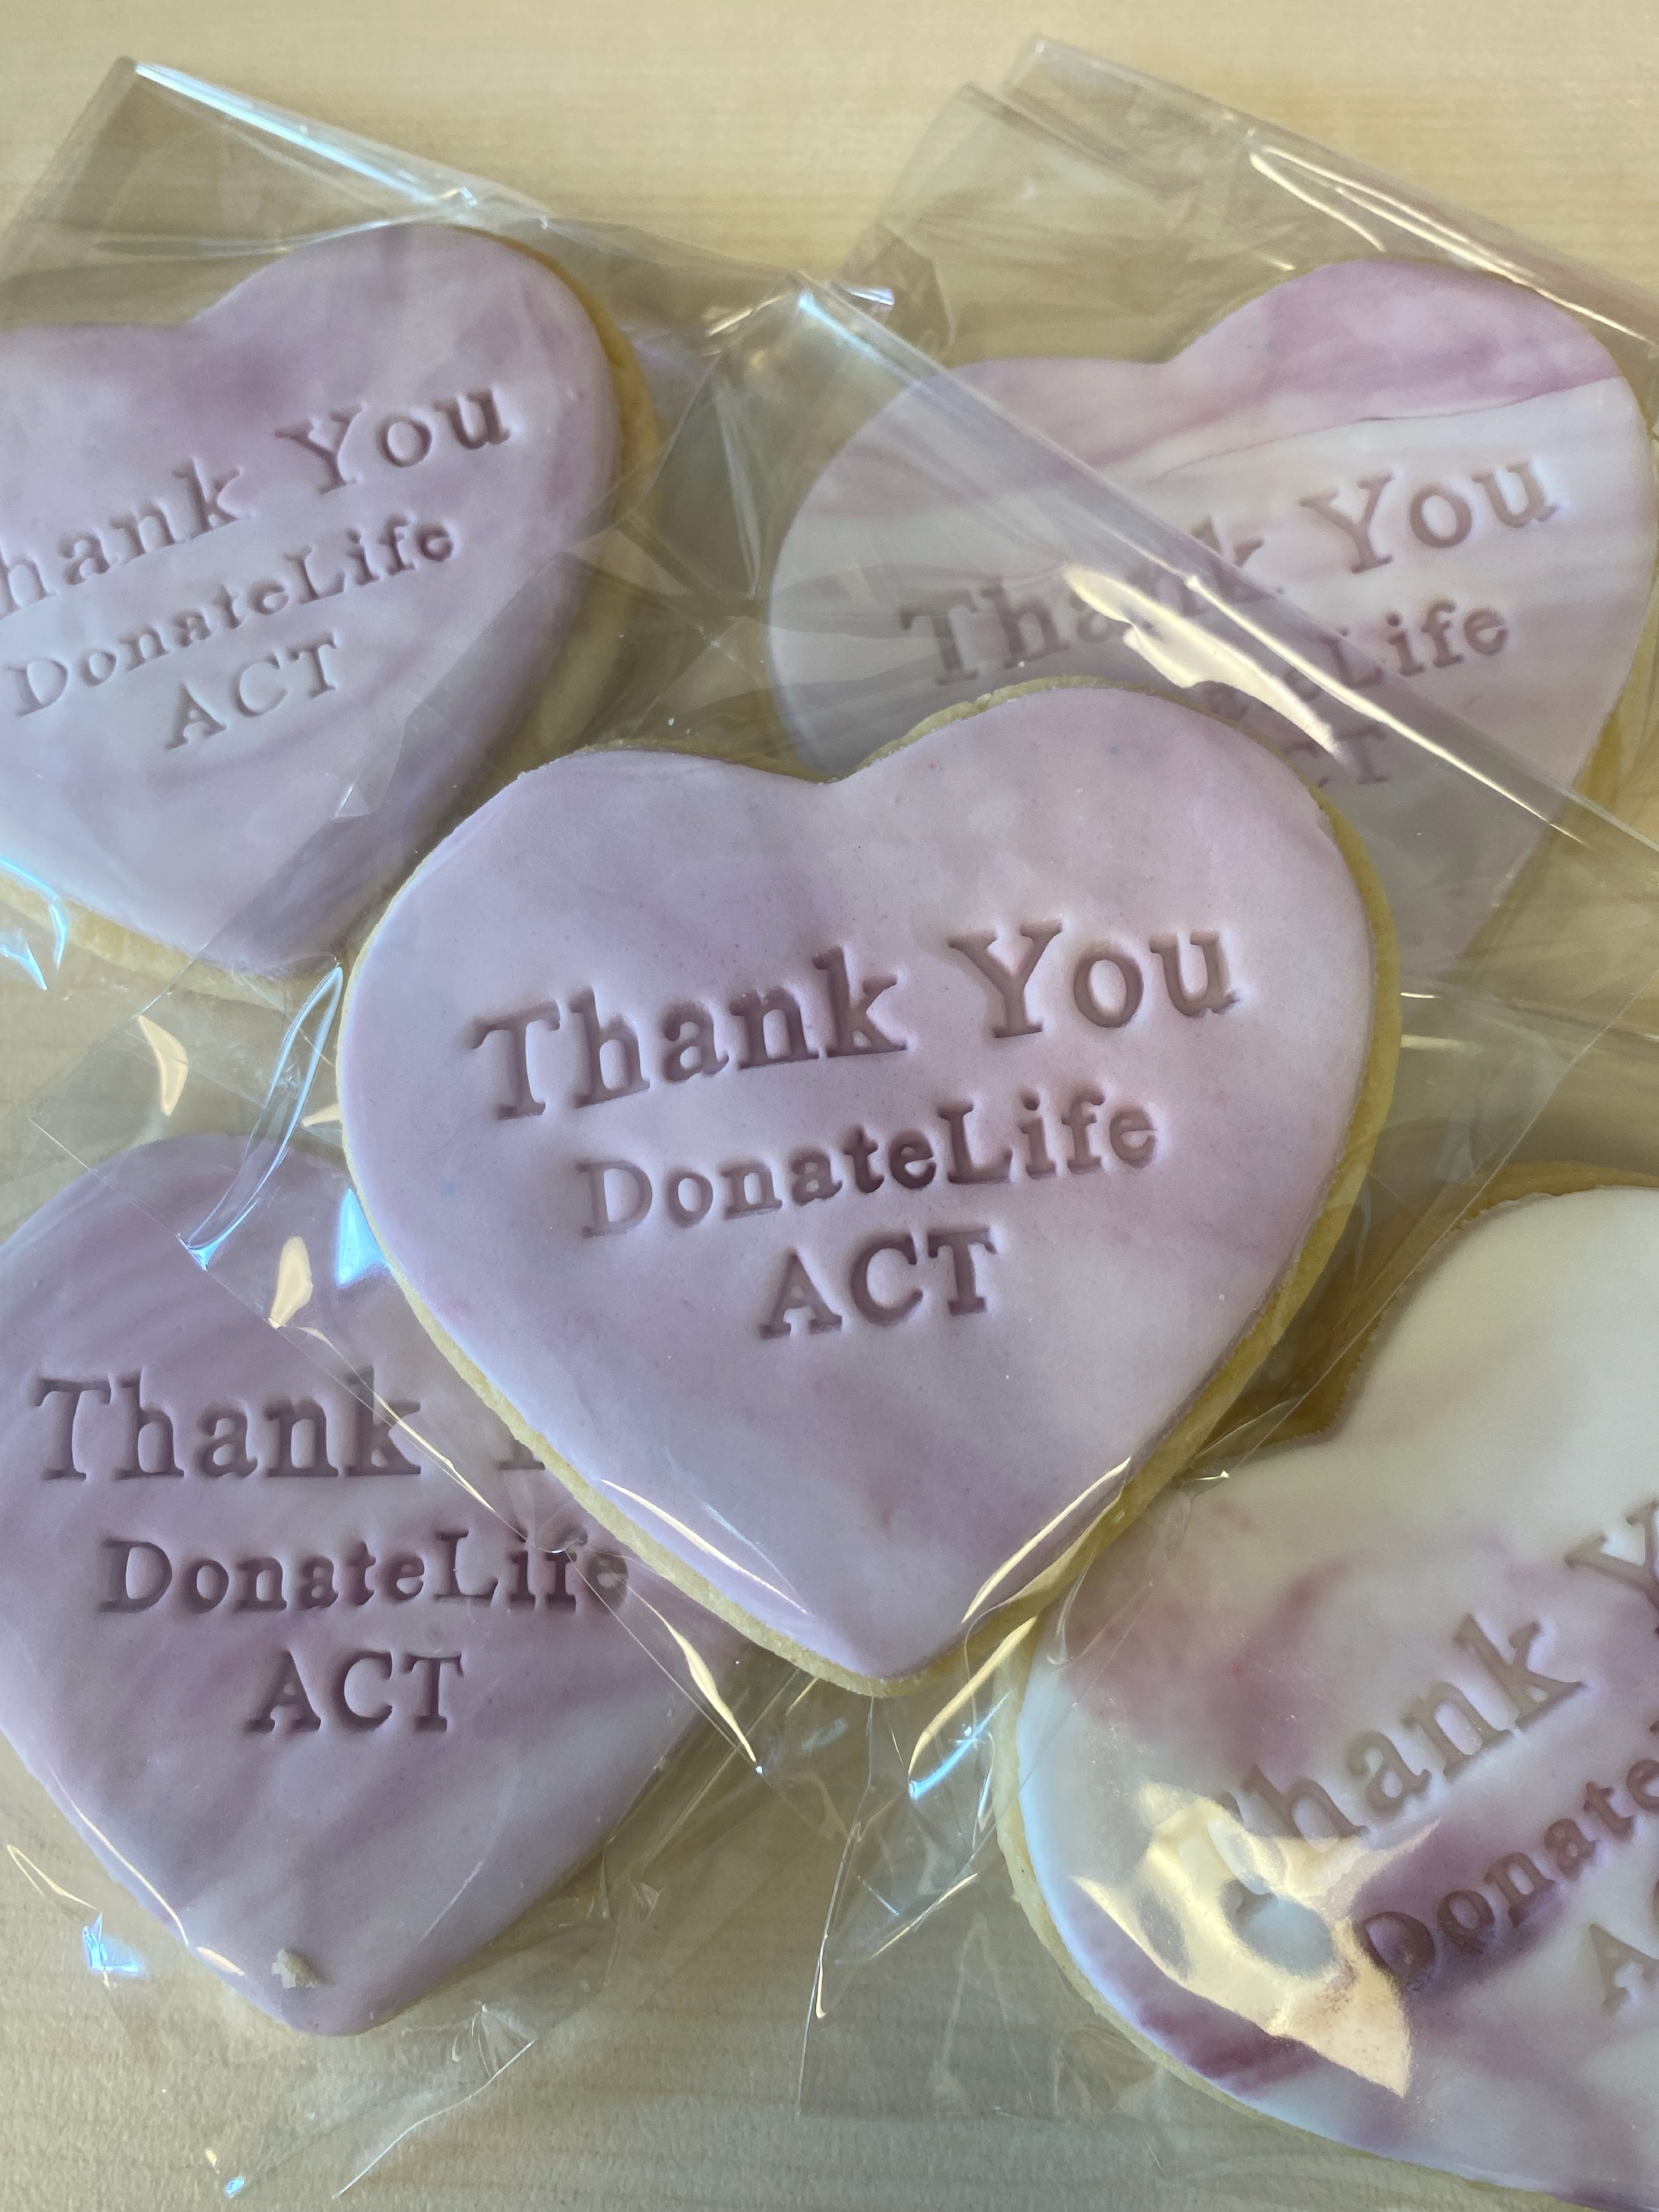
[[0, 1136, 738, 2034], [0, 225, 620, 971], [768, 260, 1656, 965], [338, 684, 1392, 1689], [1012, 1179, 1659, 2207]]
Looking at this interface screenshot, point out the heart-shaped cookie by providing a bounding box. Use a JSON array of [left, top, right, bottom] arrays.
[[767, 260, 1657, 966], [1009, 1171, 1659, 2207], [338, 683, 1395, 1690], [0, 224, 631, 975], [0, 1135, 740, 2034]]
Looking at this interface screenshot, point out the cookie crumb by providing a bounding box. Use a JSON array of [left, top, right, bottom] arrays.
[[273, 1948, 323, 1990]]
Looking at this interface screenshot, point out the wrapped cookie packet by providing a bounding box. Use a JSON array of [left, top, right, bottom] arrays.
[[12, 44, 1659, 2212], [801, 52, 1659, 2212]]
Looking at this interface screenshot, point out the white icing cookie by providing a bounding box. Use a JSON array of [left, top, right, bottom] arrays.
[[767, 260, 1657, 967], [1010, 1174, 1659, 2205]]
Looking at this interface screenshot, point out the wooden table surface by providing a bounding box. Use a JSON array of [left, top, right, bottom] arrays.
[[5, 3, 1659, 2208]]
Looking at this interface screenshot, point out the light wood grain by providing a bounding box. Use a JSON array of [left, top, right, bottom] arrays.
[[5, 6, 1656, 2207]]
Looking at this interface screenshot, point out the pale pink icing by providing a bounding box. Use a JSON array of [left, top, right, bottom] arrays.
[[0, 1136, 738, 2033], [1018, 1185, 1659, 2207], [766, 261, 1656, 971], [0, 225, 619, 970], [339, 686, 1378, 1683]]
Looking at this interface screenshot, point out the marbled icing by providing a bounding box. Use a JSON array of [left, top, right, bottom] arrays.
[[338, 685, 1381, 1685], [767, 260, 1656, 972], [1016, 1184, 1659, 2207], [0, 1137, 738, 2033], [0, 225, 619, 970]]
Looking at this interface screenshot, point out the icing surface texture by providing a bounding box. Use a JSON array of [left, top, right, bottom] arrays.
[[1017, 1185, 1659, 2206], [0, 225, 619, 969], [339, 686, 1378, 1683], [768, 260, 1656, 970], [0, 1137, 736, 2034]]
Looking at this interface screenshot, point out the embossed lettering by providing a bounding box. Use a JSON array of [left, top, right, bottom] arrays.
[[577, 1159, 652, 1237], [1591, 1920, 1659, 2013], [1241, 1764, 1364, 1841], [897, 591, 975, 681], [888, 1132, 936, 1191], [434, 389, 511, 449], [814, 947, 905, 1057], [333, 1649, 393, 1730], [194, 1408, 256, 1479], [850, 1232, 921, 1325], [98, 1537, 171, 1612], [1150, 932, 1237, 1017], [113, 1371, 183, 1479], [1585, 1780, 1637, 1840], [172, 459, 244, 535], [1344, 1730, 1431, 1819], [937, 1101, 1012, 1186], [295, 1556, 337, 1609], [31, 1375, 109, 1478], [570, 987, 649, 1105], [181, 1557, 230, 1613], [167, 685, 228, 748], [234, 1557, 286, 1611], [6, 657, 68, 715], [1453, 1613, 1585, 1730], [1474, 461, 1558, 529], [1438, 1888, 1496, 1952], [1567, 1500, 1659, 1619], [469, 1002, 560, 1119], [0, 546, 50, 620], [275, 404, 365, 493], [1407, 484, 1473, 549], [1060, 1089, 1104, 1173], [1544, 1818, 1598, 1879], [789, 1148, 841, 1204], [378, 413, 434, 468], [757, 1251, 843, 1338], [982, 580, 1061, 667], [403, 1650, 464, 1731], [247, 1651, 322, 1733], [722, 1160, 782, 1218], [1419, 599, 1463, 670], [927, 1226, 997, 1315], [433, 1529, 498, 1605], [660, 1001, 727, 1083], [730, 987, 817, 1069], [843, 1127, 883, 1195], [342, 1541, 376, 1606], [1016, 1092, 1055, 1179], [1109, 1107, 1157, 1167], [1072, 947, 1143, 1029], [1298, 473, 1394, 573], [265, 1399, 339, 1478], [379, 1552, 425, 1601], [1359, 1909, 1435, 1986], [59, 534, 109, 586], [665, 1169, 714, 1225], [343, 1369, 420, 1476], [947, 924, 1062, 1038], [1485, 1850, 1556, 1926], [1402, 1680, 1509, 1780]]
